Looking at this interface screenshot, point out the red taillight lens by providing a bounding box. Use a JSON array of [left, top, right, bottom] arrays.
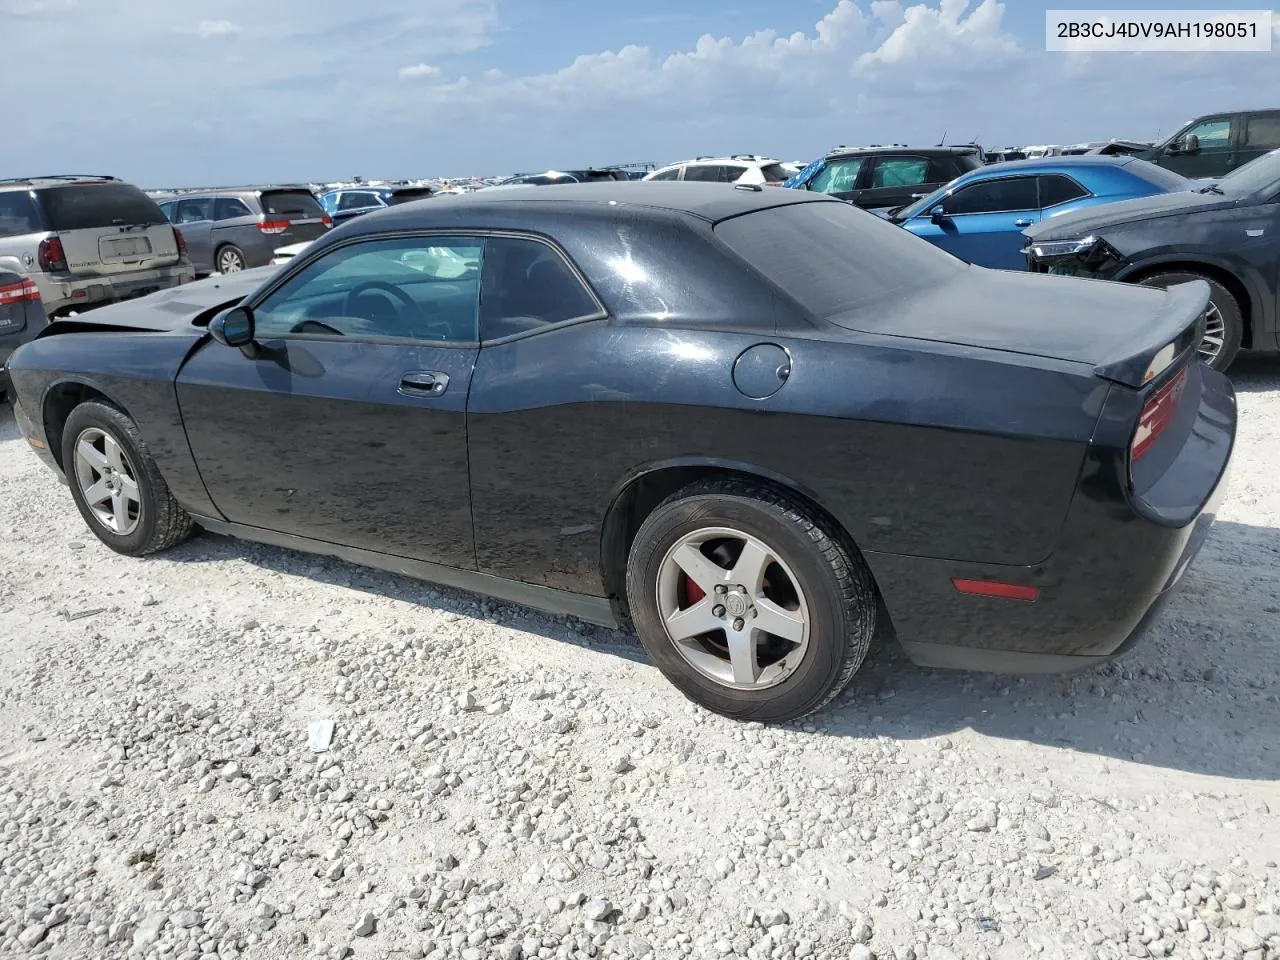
[[952, 578, 1040, 602], [257, 219, 290, 235], [173, 226, 187, 255], [1132, 366, 1188, 463], [0, 278, 40, 304], [322, 216, 333, 228], [37, 236, 67, 272]]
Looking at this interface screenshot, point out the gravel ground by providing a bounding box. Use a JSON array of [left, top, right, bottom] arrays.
[[1, 360, 1278, 960]]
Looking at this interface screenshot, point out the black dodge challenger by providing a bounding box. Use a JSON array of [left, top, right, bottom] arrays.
[[4, 182, 1236, 721]]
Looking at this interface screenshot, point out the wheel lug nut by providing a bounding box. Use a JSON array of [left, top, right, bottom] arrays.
[[733, 617, 745, 631], [712, 605, 726, 618], [715, 585, 727, 595]]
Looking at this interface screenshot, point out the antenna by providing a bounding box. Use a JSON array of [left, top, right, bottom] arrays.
[[938, 129, 947, 146]]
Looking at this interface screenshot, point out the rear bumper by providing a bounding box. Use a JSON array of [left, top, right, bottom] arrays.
[[870, 364, 1235, 673], [35, 262, 196, 316]]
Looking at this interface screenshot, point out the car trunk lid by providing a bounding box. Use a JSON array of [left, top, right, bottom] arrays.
[[36, 183, 178, 277], [826, 267, 1209, 387]]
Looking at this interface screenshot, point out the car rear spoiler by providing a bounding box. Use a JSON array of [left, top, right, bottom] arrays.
[[1092, 280, 1208, 389]]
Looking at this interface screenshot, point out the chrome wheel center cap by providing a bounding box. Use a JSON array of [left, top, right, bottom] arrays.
[[724, 590, 750, 618]]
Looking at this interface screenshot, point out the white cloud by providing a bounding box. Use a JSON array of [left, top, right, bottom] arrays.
[[196, 19, 239, 38], [3, 0, 1278, 183], [398, 63, 442, 80]]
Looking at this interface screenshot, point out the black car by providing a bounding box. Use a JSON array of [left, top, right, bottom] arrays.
[[6, 183, 1234, 722], [790, 145, 984, 210], [1025, 147, 1280, 371]]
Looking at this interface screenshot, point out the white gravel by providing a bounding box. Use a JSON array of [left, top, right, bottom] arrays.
[[1, 360, 1278, 960]]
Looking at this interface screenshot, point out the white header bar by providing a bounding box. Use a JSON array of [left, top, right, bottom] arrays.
[[1046, 9, 1272, 52]]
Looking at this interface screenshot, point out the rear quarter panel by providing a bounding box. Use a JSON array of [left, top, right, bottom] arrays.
[[468, 322, 1105, 596], [6, 330, 220, 518]]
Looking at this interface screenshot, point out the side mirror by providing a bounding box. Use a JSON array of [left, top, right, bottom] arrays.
[[1183, 134, 1200, 154], [930, 205, 949, 223], [209, 305, 255, 348]]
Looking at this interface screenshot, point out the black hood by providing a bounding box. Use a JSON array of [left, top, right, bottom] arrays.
[[1026, 189, 1235, 241], [38, 268, 273, 336]]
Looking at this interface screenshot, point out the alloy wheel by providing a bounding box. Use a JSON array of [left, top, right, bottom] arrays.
[[72, 427, 141, 536], [218, 249, 245, 273], [655, 526, 810, 690], [1198, 301, 1226, 365]]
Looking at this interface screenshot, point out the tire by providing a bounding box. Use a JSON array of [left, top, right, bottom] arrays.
[[215, 244, 247, 274], [625, 479, 877, 722], [1136, 270, 1243, 372], [61, 401, 193, 556]]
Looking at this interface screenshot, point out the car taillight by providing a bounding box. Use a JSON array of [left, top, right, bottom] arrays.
[[1131, 366, 1188, 463], [0, 278, 41, 304], [173, 227, 187, 255], [37, 236, 67, 272], [257, 219, 290, 234], [322, 216, 333, 228]]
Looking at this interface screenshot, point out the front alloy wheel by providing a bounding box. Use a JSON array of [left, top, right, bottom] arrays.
[[73, 427, 141, 535]]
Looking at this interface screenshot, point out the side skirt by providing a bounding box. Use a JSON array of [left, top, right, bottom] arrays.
[[191, 515, 620, 629]]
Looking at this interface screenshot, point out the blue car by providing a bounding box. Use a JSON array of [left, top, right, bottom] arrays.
[[884, 156, 1189, 270]]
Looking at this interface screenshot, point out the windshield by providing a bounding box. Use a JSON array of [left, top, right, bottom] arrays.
[[892, 176, 962, 221], [1218, 148, 1280, 197]]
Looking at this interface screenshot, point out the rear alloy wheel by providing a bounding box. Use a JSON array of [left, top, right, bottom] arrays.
[[626, 479, 877, 722], [61, 401, 194, 556], [216, 245, 247, 274], [1136, 270, 1243, 371]]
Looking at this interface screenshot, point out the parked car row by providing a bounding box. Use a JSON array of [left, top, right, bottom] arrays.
[[154, 186, 332, 275]]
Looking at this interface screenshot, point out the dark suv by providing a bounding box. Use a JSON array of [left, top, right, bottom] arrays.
[[784, 145, 985, 210], [1140, 109, 1280, 180], [154, 186, 332, 275]]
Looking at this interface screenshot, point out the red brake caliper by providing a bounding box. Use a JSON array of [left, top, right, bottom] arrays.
[[681, 575, 706, 608]]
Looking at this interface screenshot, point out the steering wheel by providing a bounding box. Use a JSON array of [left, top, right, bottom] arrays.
[[342, 281, 421, 329]]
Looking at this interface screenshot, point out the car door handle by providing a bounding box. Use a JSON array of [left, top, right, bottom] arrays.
[[398, 371, 450, 397], [1014, 218, 1033, 227]]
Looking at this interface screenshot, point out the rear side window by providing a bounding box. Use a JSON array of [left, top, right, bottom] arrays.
[[260, 190, 325, 218], [760, 163, 791, 183], [870, 158, 930, 188], [1244, 113, 1280, 150], [954, 152, 985, 173], [479, 236, 601, 341], [0, 191, 43, 237], [338, 191, 381, 211], [176, 198, 214, 223], [1038, 175, 1089, 207], [37, 183, 166, 230], [714, 201, 962, 318], [214, 197, 253, 220], [683, 165, 726, 183], [947, 177, 1039, 214]]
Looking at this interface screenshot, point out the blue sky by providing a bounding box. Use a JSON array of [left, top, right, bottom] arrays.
[[4, 0, 1278, 185]]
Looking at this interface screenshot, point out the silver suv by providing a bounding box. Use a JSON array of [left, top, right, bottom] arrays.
[[0, 175, 194, 318], [153, 186, 332, 275]]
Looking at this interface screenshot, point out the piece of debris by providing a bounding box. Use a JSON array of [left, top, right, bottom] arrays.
[[309, 719, 336, 753]]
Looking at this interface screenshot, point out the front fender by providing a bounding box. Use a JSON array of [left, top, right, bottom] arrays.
[[8, 331, 223, 519]]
